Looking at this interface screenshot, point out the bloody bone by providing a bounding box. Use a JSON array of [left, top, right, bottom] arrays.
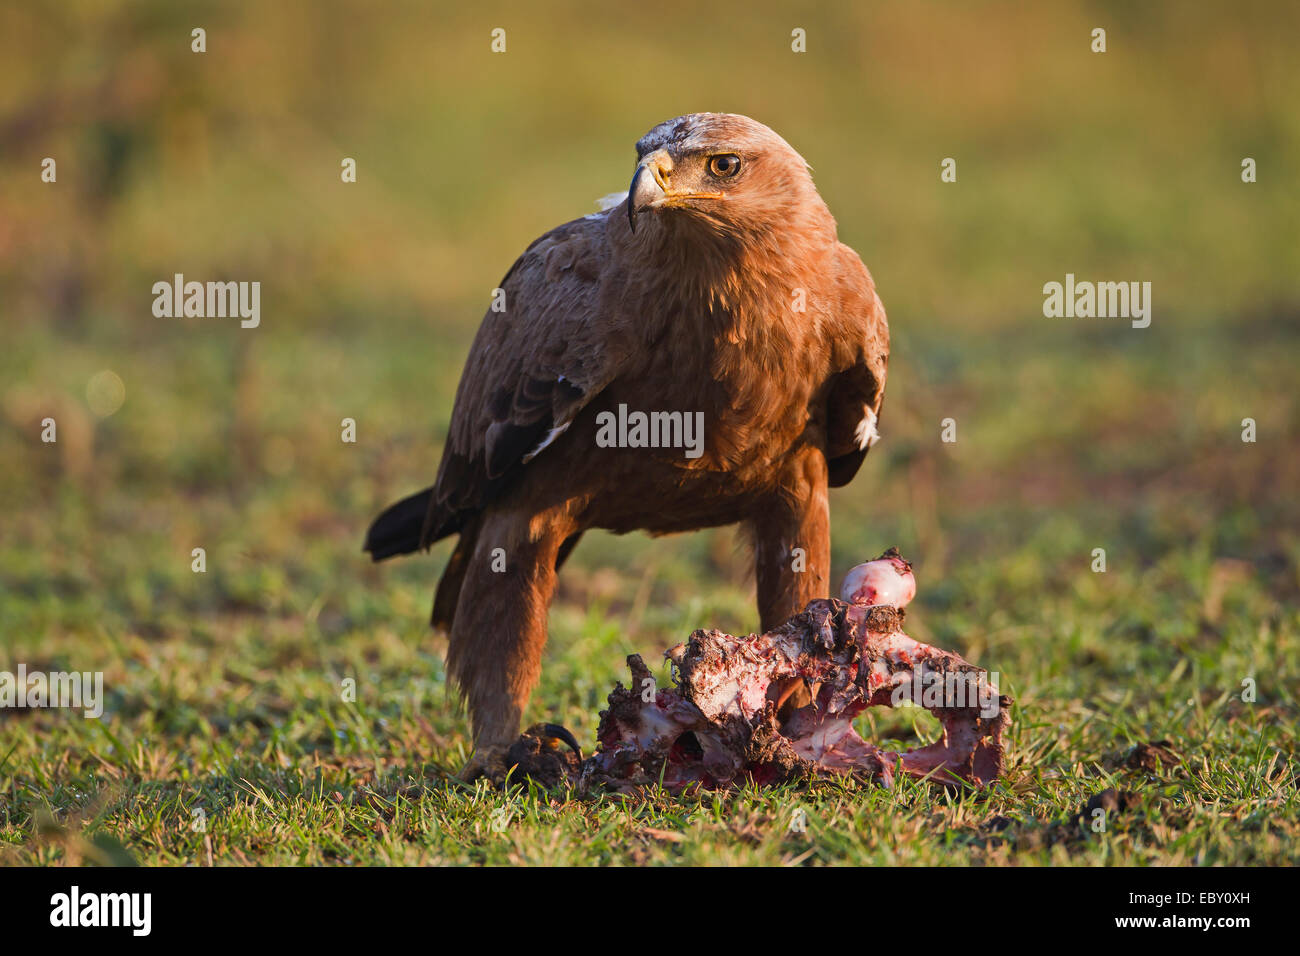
[[838, 547, 917, 608], [507, 551, 1011, 792]]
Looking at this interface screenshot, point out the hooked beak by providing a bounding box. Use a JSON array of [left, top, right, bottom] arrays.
[[627, 149, 671, 233]]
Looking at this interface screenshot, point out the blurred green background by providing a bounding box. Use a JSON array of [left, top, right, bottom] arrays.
[[0, 2, 1297, 864]]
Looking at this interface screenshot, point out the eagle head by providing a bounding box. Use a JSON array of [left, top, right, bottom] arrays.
[[625, 113, 825, 241]]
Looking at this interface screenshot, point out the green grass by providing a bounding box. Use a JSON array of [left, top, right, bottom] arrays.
[[1, 0, 1298, 865], [1, 314, 1297, 866]]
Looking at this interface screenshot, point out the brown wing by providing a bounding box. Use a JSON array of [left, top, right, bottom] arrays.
[[824, 243, 889, 488], [422, 214, 627, 543]]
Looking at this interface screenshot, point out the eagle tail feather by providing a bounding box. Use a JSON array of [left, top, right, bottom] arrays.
[[364, 487, 435, 561]]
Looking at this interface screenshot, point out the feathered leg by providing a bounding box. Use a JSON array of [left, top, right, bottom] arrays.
[[431, 514, 479, 633], [446, 505, 575, 778], [750, 444, 831, 631]]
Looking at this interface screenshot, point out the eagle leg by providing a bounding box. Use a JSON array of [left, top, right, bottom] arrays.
[[444, 505, 577, 765], [749, 444, 831, 632]]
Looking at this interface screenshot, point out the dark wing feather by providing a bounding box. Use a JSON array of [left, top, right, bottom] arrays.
[[422, 214, 624, 544], [824, 244, 889, 488]]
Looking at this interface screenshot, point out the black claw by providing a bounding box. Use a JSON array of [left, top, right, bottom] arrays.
[[542, 723, 583, 759]]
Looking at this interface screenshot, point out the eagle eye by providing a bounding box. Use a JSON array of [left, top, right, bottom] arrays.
[[707, 154, 742, 179]]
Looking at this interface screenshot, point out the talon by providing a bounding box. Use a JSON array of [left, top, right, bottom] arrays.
[[541, 722, 583, 759], [458, 743, 511, 783]]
